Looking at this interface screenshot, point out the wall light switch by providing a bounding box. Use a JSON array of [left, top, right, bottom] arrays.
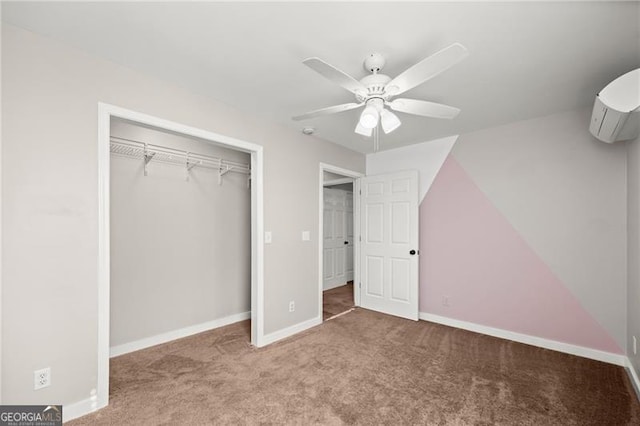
[[302, 231, 310, 241], [264, 231, 272, 244]]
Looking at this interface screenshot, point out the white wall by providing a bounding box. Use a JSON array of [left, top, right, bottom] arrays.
[[628, 135, 640, 380], [110, 120, 250, 349], [367, 135, 457, 203], [1, 25, 364, 406]]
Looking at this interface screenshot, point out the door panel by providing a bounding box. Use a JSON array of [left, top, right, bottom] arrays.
[[359, 170, 419, 320], [390, 257, 410, 301], [391, 202, 410, 243], [323, 248, 334, 279], [365, 203, 384, 242], [323, 187, 355, 290], [365, 255, 384, 297]]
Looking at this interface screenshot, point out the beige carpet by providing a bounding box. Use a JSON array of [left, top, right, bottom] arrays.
[[70, 308, 640, 425], [323, 282, 354, 321]]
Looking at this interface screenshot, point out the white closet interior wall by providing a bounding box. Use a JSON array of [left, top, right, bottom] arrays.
[[110, 119, 251, 350]]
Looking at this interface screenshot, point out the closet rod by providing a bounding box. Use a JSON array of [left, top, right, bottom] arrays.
[[110, 136, 251, 177]]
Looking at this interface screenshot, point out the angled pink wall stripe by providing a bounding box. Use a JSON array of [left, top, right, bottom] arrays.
[[420, 155, 621, 354]]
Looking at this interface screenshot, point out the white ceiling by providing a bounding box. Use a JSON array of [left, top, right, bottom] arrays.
[[2, 1, 639, 153]]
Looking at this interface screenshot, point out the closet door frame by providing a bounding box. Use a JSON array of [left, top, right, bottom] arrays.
[[97, 103, 264, 412]]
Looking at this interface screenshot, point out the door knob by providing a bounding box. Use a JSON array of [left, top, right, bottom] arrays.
[[409, 250, 416, 255], [344, 241, 349, 245]]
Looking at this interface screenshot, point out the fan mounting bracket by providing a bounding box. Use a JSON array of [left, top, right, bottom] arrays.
[[364, 53, 386, 73]]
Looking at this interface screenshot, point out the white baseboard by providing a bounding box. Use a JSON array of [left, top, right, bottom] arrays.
[[419, 312, 626, 366], [260, 316, 322, 346], [626, 358, 640, 401], [110, 311, 250, 357], [63, 395, 100, 423]]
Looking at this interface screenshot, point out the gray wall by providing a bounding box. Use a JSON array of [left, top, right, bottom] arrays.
[[110, 120, 251, 348], [628, 135, 640, 378], [451, 109, 628, 349], [324, 183, 353, 192], [1, 25, 365, 405], [323, 171, 349, 182]]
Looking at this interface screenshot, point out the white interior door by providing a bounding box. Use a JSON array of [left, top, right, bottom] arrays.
[[359, 170, 419, 320], [323, 188, 347, 290]]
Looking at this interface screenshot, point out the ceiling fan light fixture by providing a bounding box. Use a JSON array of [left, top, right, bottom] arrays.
[[380, 109, 401, 134], [355, 121, 373, 137], [359, 105, 379, 129]]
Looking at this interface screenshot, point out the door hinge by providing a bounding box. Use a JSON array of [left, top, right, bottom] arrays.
[[359, 282, 361, 288], [359, 235, 361, 242], [359, 189, 362, 195]]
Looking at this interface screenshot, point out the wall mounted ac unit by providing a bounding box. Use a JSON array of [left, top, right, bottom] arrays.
[[589, 68, 640, 143]]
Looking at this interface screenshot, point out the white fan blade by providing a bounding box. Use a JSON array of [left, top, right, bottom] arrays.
[[303, 57, 367, 95], [385, 43, 469, 96], [355, 121, 373, 137], [292, 103, 363, 121], [388, 98, 461, 119]]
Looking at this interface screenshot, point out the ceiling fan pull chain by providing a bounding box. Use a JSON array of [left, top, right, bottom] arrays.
[[374, 126, 380, 152]]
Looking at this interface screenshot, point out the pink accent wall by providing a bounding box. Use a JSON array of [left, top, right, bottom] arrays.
[[420, 156, 621, 353]]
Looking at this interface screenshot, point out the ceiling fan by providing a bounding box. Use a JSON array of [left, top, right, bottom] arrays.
[[292, 43, 469, 139]]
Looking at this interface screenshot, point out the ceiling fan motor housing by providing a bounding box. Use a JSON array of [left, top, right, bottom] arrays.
[[357, 73, 392, 103]]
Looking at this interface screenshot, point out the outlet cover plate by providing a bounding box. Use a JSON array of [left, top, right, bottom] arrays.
[[34, 367, 51, 390]]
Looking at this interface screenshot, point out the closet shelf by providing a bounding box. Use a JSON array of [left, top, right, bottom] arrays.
[[110, 136, 251, 184]]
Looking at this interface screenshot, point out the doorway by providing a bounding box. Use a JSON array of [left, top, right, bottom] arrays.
[[318, 164, 363, 321], [97, 103, 264, 412]]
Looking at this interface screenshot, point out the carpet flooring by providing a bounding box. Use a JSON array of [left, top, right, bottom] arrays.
[[323, 282, 354, 321], [70, 308, 640, 425]]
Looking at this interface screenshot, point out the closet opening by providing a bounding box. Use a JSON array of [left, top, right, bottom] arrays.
[[97, 103, 264, 412], [318, 164, 363, 322], [109, 118, 252, 355]]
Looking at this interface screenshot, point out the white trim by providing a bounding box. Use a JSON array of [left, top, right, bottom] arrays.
[[0, 3, 4, 402], [110, 312, 250, 357], [251, 146, 266, 347], [261, 316, 322, 346], [324, 177, 354, 186], [419, 312, 626, 366], [63, 396, 99, 423], [97, 104, 111, 412], [97, 103, 265, 419], [353, 178, 361, 306], [318, 163, 364, 321], [626, 358, 640, 400], [325, 308, 355, 321]]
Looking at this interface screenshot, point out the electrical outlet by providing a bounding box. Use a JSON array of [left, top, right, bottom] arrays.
[[34, 367, 51, 390], [289, 301, 295, 312], [634, 336, 637, 355], [442, 296, 450, 307]]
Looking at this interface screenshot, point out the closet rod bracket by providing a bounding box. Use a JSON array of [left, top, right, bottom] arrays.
[[218, 165, 234, 185], [143, 143, 156, 176]]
